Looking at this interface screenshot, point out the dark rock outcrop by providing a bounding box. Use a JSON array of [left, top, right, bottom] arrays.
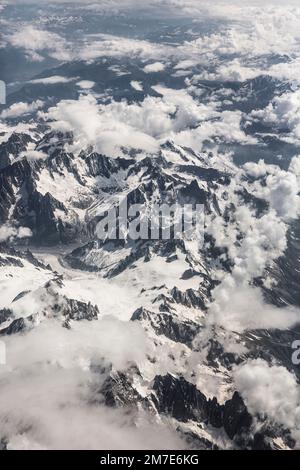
[[0, 132, 34, 170], [131, 307, 201, 347], [0, 308, 13, 325], [101, 372, 142, 408]]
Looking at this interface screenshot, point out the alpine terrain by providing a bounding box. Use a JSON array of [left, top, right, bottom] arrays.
[[0, 0, 300, 451]]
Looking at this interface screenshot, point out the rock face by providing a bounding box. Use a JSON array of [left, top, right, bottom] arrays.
[[0, 242, 51, 269], [0, 316, 35, 336], [221, 392, 253, 441], [170, 286, 207, 310], [98, 371, 255, 448], [151, 374, 208, 422], [59, 298, 99, 322], [131, 307, 201, 347], [100, 371, 293, 450], [0, 297, 99, 336], [101, 372, 142, 408], [0, 308, 13, 325], [0, 133, 34, 170], [151, 374, 253, 444]]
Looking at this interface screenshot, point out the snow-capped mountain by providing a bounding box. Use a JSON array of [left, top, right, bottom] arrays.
[[0, 124, 300, 450], [1, 0, 300, 452]]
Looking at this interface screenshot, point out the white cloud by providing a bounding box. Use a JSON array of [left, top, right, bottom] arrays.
[[76, 80, 96, 90], [32, 70, 269, 166], [4, 4, 300, 90], [209, 284, 300, 332], [268, 58, 300, 85], [174, 109, 257, 150], [152, 84, 216, 131], [16, 226, 33, 238], [130, 81, 143, 91], [39, 94, 161, 157], [143, 62, 165, 73], [234, 359, 300, 443], [0, 100, 44, 119], [39, 85, 255, 157], [198, 59, 262, 82], [207, 203, 291, 331], [6, 25, 71, 61], [30, 76, 76, 85], [289, 155, 300, 180], [265, 172, 300, 219], [174, 59, 196, 70], [204, 57, 300, 85], [18, 150, 48, 161], [179, 10, 300, 59], [206, 157, 300, 332], [244, 159, 300, 220], [0, 225, 17, 242], [4, 1, 300, 9], [77, 34, 169, 62], [244, 159, 269, 178], [251, 89, 300, 143], [0, 224, 32, 242], [0, 317, 183, 450]]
